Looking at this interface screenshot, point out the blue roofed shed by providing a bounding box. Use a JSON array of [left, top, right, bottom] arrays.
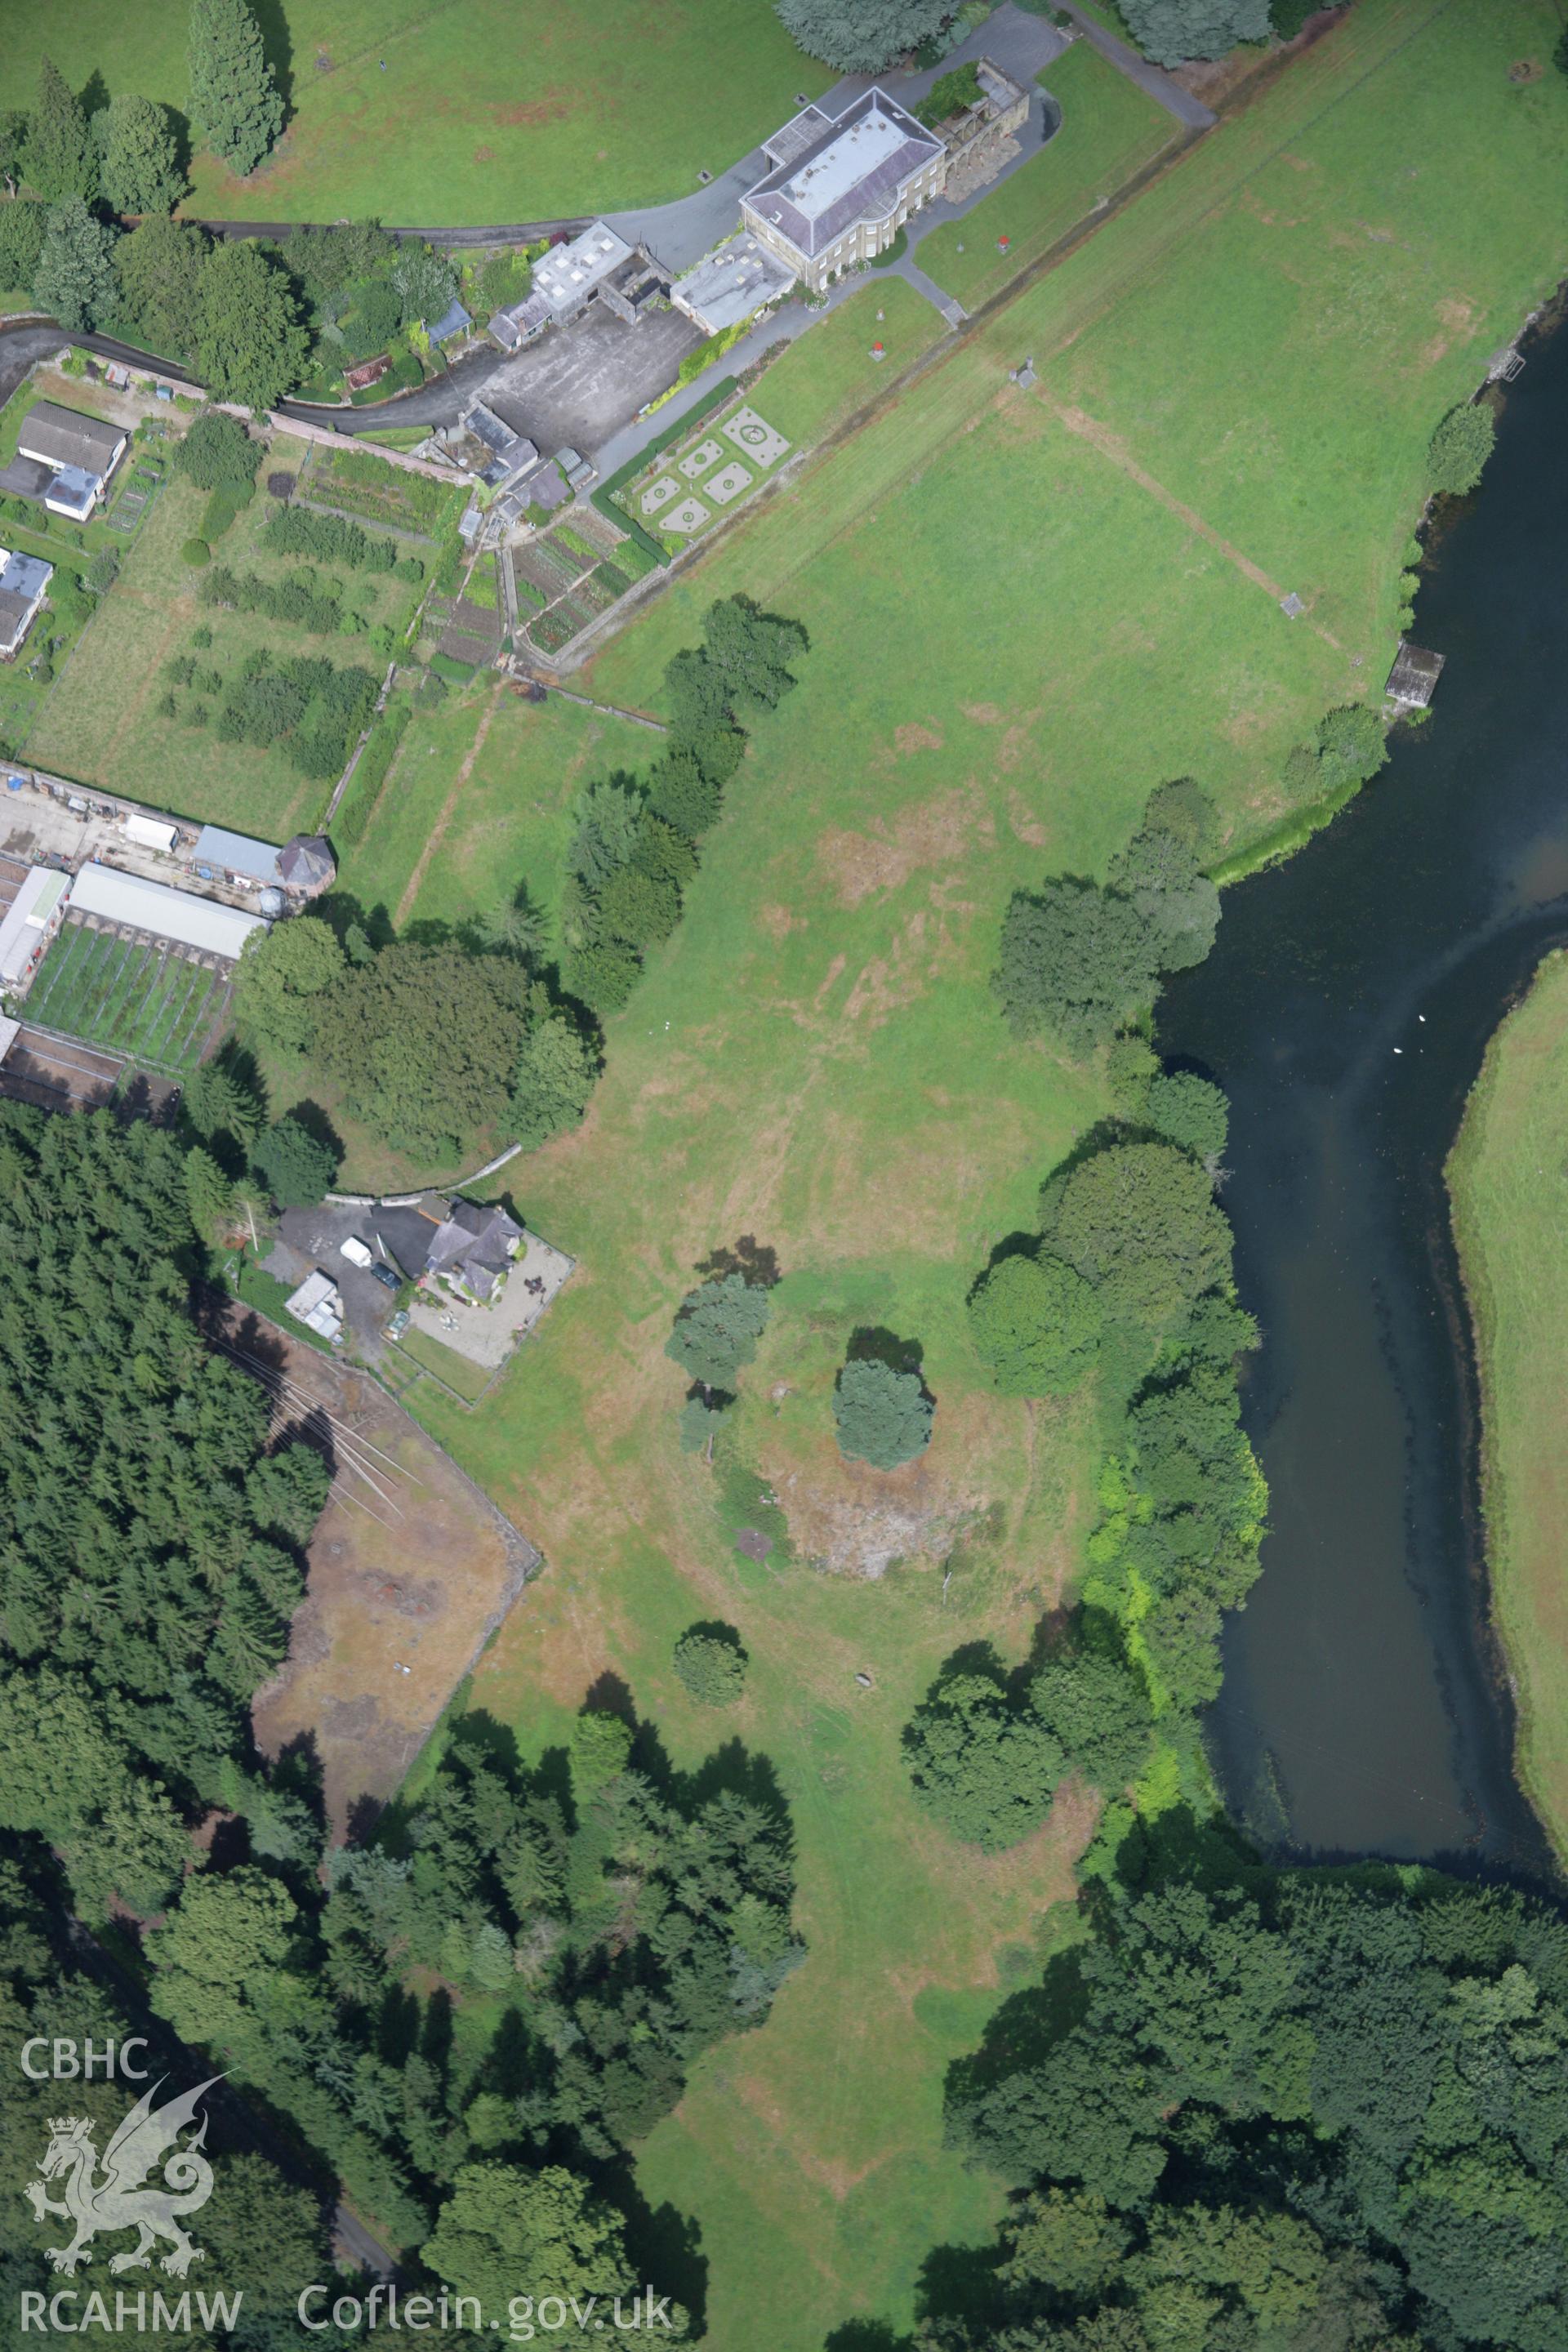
[[426, 298, 472, 345], [192, 825, 285, 888]]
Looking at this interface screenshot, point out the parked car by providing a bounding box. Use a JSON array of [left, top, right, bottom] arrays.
[[341, 1236, 374, 1268], [369, 1262, 400, 1292], [386, 1310, 410, 1340]]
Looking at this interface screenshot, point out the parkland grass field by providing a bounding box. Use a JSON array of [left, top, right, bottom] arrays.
[[4, 0, 833, 227], [1448, 949, 1568, 1864], [326, 6, 1568, 2341], [28, 920, 228, 1073]]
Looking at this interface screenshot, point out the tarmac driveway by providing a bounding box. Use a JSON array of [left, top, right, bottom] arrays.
[[480, 302, 703, 457]]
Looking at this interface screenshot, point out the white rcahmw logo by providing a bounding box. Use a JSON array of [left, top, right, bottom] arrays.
[[24, 2078, 221, 2280]]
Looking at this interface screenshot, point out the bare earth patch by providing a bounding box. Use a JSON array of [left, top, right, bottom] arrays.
[[241, 1314, 537, 1834], [816, 785, 993, 909]]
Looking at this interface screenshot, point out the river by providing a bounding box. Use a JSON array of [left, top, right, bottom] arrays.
[[1160, 313, 1568, 1878]]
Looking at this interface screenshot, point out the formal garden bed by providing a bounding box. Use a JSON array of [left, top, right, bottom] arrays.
[[510, 507, 657, 663]]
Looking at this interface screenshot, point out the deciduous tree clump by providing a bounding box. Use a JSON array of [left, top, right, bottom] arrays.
[[561, 598, 807, 1013], [936, 1844, 1568, 2352], [993, 782, 1219, 1049], [902, 1662, 1064, 1851], [1052, 1139, 1232, 1330], [774, 0, 948, 73], [967, 1252, 1102, 1396], [1119, 0, 1272, 67]]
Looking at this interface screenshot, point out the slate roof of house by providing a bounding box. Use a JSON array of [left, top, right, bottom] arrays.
[[0, 550, 52, 604], [0, 548, 51, 643], [464, 403, 520, 459], [488, 290, 553, 348], [278, 834, 336, 893], [527, 461, 570, 510], [17, 401, 125, 477], [425, 1198, 524, 1296], [426, 298, 472, 344], [745, 89, 942, 260]]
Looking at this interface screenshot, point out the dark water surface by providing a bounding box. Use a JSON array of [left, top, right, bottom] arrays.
[[1160, 315, 1568, 1876]]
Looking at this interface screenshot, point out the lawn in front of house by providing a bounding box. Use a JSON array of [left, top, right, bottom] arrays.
[[752, 281, 951, 451], [1448, 947, 1568, 1864], [918, 42, 1178, 310], [28, 440, 425, 837], [3, 0, 834, 229]]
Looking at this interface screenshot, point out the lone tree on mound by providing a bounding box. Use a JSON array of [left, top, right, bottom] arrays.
[[834, 1356, 933, 1468], [666, 1272, 771, 1396], [189, 0, 284, 178], [672, 1625, 749, 1708], [1428, 402, 1495, 497]]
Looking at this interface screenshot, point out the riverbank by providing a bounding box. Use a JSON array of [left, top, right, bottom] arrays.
[[1446, 948, 1568, 1864]]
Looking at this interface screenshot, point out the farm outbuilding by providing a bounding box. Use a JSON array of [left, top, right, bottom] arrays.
[[1386, 640, 1446, 709], [16, 401, 127, 519], [193, 825, 285, 888], [68, 865, 268, 960], [0, 865, 70, 991]]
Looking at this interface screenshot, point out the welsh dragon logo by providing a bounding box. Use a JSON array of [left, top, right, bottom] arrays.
[[25, 2077, 221, 2278]]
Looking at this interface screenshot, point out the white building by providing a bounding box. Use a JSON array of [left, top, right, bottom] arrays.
[[16, 401, 127, 520], [534, 222, 635, 318], [0, 866, 70, 992], [0, 549, 52, 660], [68, 865, 268, 960], [742, 90, 945, 292], [284, 1270, 345, 1343]]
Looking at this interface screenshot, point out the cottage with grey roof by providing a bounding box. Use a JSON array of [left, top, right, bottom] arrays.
[[0, 548, 52, 660], [418, 1196, 525, 1306], [16, 401, 127, 521], [742, 89, 944, 292]]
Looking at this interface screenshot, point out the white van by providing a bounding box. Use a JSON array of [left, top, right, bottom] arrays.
[[340, 1236, 374, 1269]]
